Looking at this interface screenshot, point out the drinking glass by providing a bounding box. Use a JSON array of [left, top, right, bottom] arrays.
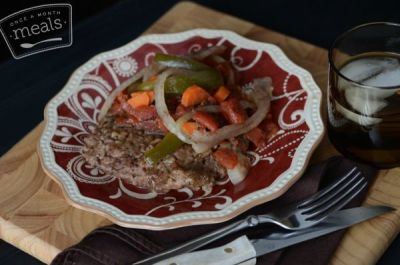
[[328, 22, 400, 168]]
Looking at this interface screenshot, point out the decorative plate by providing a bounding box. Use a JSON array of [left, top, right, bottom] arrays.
[[38, 29, 324, 229]]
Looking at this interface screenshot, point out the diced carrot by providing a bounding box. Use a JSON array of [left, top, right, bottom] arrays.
[[214, 85, 230, 103], [181, 122, 198, 135], [128, 91, 154, 108], [193, 111, 219, 131], [181, 85, 210, 107], [128, 92, 150, 108], [213, 148, 239, 169], [246, 127, 267, 147], [146, 91, 155, 103], [220, 97, 247, 124]]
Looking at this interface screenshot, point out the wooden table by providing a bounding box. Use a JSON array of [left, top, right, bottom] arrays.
[[0, 2, 399, 264]]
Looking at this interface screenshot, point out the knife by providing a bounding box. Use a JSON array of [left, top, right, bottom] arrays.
[[138, 206, 393, 265]]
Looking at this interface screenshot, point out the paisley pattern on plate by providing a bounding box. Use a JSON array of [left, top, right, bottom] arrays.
[[39, 29, 324, 229]]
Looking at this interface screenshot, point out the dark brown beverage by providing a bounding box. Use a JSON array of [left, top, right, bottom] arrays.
[[328, 52, 400, 167]]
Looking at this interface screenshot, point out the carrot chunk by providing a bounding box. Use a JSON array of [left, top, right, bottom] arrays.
[[128, 91, 154, 108], [193, 111, 219, 131], [181, 85, 210, 107], [220, 98, 247, 124], [181, 122, 198, 135], [146, 91, 155, 103], [214, 85, 231, 103], [213, 148, 239, 169]]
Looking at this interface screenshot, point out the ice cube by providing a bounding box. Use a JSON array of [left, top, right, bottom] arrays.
[[338, 56, 400, 117]]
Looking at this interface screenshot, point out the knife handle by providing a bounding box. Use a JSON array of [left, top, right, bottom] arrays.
[[153, 235, 257, 265]]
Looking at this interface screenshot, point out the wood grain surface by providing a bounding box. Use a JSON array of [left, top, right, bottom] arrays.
[[0, 2, 399, 264]]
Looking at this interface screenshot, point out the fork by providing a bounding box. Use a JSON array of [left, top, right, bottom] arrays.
[[133, 166, 367, 265]]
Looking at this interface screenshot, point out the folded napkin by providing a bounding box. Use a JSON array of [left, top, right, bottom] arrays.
[[51, 157, 377, 265]]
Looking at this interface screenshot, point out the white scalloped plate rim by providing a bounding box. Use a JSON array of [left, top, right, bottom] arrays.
[[38, 29, 324, 229]]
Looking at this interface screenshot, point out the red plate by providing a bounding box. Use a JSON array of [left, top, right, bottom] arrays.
[[39, 29, 324, 229]]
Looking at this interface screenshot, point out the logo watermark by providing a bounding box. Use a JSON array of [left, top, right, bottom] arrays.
[[0, 3, 72, 59]]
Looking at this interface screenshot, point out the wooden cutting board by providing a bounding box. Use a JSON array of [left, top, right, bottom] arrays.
[[0, 2, 399, 264]]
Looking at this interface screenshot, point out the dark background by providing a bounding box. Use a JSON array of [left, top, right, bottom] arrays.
[[0, 0, 399, 264]]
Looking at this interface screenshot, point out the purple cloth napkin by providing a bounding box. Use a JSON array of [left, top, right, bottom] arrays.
[[51, 156, 377, 265]]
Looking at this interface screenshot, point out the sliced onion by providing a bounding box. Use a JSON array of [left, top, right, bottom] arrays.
[[100, 62, 169, 121], [210, 54, 226, 64], [225, 62, 235, 88], [175, 111, 211, 152], [240, 100, 256, 110], [190, 77, 273, 152], [143, 63, 166, 81], [176, 111, 195, 129], [154, 70, 228, 153], [212, 55, 235, 88], [99, 67, 148, 120], [227, 152, 250, 184], [191, 45, 227, 60], [176, 105, 221, 129], [142, 64, 156, 81], [154, 69, 193, 144], [196, 105, 221, 113], [155, 69, 272, 153]]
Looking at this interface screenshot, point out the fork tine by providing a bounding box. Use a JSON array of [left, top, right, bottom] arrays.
[[297, 167, 358, 208], [300, 171, 362, 212], [304, 178, 367, 221]]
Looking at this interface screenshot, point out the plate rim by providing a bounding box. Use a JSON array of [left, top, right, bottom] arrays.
[[38, 28, 325, 229]]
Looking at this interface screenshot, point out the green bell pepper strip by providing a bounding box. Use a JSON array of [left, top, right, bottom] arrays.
[[126, 81, 140, 94], [137, 80, 156, 91], [134, 76, 193, 94], [132, 70, 223, 94], [187, 69, 223, 91], [130, 77, 189, 93], [154, 53, 209, 71], [144, 133, 184, 165], [132, 54, 223, 94], [164, 75, 194, 94]]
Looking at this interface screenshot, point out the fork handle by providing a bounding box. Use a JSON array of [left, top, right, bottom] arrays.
[[133, 217, 255, 265]]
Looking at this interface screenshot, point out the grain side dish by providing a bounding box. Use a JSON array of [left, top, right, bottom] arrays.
[[82, 46, 278, 192]]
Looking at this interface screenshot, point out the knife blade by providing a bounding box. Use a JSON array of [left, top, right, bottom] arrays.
[[149, 206, 393, 265]]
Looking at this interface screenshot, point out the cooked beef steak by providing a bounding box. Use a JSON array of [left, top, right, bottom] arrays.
[[81, 114, 225, 192]]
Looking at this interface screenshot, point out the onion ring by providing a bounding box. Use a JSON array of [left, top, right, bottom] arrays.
[[190, 77, 273, 152]]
